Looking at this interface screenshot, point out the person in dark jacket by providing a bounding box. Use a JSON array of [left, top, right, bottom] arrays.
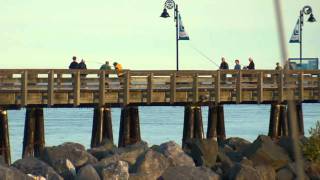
[[247, 57, 255, 70], [234, 59, 241, 70], [78, 59, 87, 78], [219, 57, 229, 70], [69, 56, 78, 69]]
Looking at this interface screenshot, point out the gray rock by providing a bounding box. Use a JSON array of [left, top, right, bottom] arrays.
[[76, 164, 101, 180], [128, 173, 151, 180], [40, 142, 98, 171], [134, 149, 169, 178], [239, 157, 253, 167], [276, 167, 295, 180], [216, 150, 233, 173], [101, 160, 129, 180], [228, 163, 260, 180], [117, 141, 149, 167], [93, 154, 121, 176], [242, 135, 290, 170], [255, 165, 276, 180], [12, 157, 63, 180], [87, 139, 117, 160], [224, 137, 251, 153], [160, 166, 220, 180], [158, 141, 195, 167], [0, 165, 33, 180], [183, 139, 218, 168], [53, 159, 76, 180]]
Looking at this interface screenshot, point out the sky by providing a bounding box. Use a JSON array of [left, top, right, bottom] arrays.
[[0, 0, 319, 70]]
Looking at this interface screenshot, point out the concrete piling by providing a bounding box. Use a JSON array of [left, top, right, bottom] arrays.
[[91, 107, 113, 148], [216, 105, 226, 143], [118, 106, 141, 147], [279, 105, 288, 136], [296, 103, 304, 135], [207, 105, 218, 139], [23, 108, 45, 158], [0, 110, 11, 165], [182, 106, 204, 146], [268, 104, 281, 139]]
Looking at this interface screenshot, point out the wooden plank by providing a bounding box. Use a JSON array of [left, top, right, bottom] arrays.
[[123, 71, 130, 105], [258, 72, 263, 103], [278, 70, 283, 103], [299, 72, 304, 102], [215, 71, 221, 103], [170, 73, 176, 104], [48, 70, 54, 106], [21, 71, 28, 106], [236, 71, 241, 104], [193, 73, 199, 104], [74, 71, 80, 106], [147, 73, 153, 104], [99, 71, 106, 107]]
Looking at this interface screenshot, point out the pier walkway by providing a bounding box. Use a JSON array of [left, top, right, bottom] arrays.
[[0, 69, 319, 165]]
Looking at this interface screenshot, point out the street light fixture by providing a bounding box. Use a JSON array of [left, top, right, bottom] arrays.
[[160, 0, 179, 71], [298, 5, 316, 64]]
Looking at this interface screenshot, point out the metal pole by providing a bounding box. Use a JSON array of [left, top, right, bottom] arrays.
[[175, 4, 179, 71], [299, 10, 303, 66]]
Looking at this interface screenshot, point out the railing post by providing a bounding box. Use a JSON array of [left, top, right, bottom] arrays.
[[170, 73, 176, 104], [215, 71, 221, 104], [257, 71, 263, 104], [21, 70, 28, 106], [99, 71, 106, 107], [278, 70, 284, 103], [193, 73, 199, 104], [147, 73, 153, 104], [299, 72, 304, 102], [73, 70, 80, 106], [48, 70, 54, 107], [123, 71, 130, 106], [236, 71, 242, 104]]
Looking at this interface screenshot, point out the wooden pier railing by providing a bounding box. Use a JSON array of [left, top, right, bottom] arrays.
[[0, 69, 319, 107]]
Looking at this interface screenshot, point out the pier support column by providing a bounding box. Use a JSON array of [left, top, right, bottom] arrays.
[[268, 104, 281, 139], [91, 107, 113, 148], [182, 106, 204, 146], [279, 105, 288, 136], [0, 109, 11, 165], [118, 106, 141, 147], [207, 104, 226, 144], [287, 102, 304, 136], [23, 108, 45, 158]]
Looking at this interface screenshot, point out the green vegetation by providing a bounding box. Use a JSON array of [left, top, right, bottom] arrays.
[[303, 121, 320, 163]]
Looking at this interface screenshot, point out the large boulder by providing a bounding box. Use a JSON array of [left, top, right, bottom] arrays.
[[183, 139, 218, 167], [134, 149, 169, 178], [276, 167, 295, 180], [242, 135, 290, 170], [100, 160, 129, 180], [215, 150, 233, 175], [12, 157, 63, 180], [160, 166, 220, 180], [76, 164, 101, 180], [224, 137, 251, 153], [255, 165, 276, 180], [41, 142, 98, 169], [93, 154, 121, 175], [227, 163, 260, 180], [158, 141, 195, 167], [116, 141, 149, 167], [0, 165, 33, 180], [87, 139, 117, 160]]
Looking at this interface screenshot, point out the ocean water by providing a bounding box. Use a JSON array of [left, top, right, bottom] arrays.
[[7, 104, 320, 162]]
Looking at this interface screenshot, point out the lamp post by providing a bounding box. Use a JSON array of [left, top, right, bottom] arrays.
[[298, 5, 316, 65], [160, 0, 179, 71]]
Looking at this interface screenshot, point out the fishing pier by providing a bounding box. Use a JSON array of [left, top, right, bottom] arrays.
[[0, 69, 319, 164]]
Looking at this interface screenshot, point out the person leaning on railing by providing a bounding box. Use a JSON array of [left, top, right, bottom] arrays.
[[100, 61, 112, 78], [113, 62, 123, 77]]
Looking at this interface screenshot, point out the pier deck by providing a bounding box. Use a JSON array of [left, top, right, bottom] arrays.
[[0, 69, 319, 108]]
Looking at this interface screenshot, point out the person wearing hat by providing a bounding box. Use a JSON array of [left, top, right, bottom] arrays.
[[113, 62, 123, 77]]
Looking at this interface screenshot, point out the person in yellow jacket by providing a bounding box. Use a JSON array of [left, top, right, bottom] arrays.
[[113, 62, 123, 77]]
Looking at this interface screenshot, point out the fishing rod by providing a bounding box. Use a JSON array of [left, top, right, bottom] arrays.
[[187, 44, 220, 68]]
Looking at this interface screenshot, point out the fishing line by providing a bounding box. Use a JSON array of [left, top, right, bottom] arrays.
[[187, 44, 220, 68]]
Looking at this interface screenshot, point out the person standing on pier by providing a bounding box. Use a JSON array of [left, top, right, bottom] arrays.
[[219, 57, 229, 70], [100, 61, 112, 78], [234, 59, 241, 70], [275, 62, 282, 70], [113, 62, 123, 77], [69, 56, 78, 69], [246, 57, 255, 70], [78, 59, 87, 77]]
